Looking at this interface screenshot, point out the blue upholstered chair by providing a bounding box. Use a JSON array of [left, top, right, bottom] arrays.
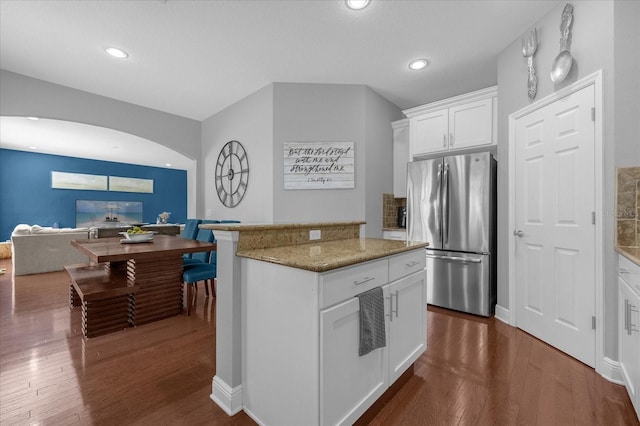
[[183, 251, 217, 316], [183, 220, 219, 266], [181, 219, 202, 240], [181, 219, 203, 262]]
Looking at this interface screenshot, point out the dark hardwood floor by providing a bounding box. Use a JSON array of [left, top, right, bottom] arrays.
[[1, 258, 637, 425]]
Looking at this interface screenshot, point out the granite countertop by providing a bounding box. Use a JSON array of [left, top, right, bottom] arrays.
[[236, 238, 428, 273], [200, 220, 365, 232], [616, 246, 640, 266]]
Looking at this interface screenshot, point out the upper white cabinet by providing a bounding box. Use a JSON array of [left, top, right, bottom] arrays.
[[403, 86, 497, 158], [408, 108, 449, 155], [392, 119, 409, 198]]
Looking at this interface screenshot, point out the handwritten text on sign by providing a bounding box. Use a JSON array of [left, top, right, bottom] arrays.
[[283, 142, 355, 190]]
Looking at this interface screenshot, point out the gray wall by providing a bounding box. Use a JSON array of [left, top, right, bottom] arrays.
[[0, 70, 201, 161], [272, 83, 367, 227], [201, 84, 275, 222], [202, 82, 402, 233], [497, 0, 640, 360], [0, 69, 202, 217], [614, 0, 640, 168], [272, 83, 401, 236], [364, 87, 405, 237]]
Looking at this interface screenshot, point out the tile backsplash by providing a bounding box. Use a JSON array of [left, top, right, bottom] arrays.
[[383, 193, 406, 229], [616, 167, 640, 247]]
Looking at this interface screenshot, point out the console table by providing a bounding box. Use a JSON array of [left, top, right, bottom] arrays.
[[92, 224, 181, 238]]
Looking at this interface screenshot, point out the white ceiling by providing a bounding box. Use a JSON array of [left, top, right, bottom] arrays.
[[0, 0, 560, 166]]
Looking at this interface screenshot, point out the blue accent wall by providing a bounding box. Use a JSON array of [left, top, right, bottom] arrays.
[[0, 149, 187, 241]]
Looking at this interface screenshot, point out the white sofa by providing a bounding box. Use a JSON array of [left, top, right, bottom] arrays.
[[11, 224, 90, 275]]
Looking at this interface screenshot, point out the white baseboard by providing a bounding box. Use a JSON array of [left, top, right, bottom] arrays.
[[210, 375, 244, 416], [494, 304, 511, 325], [599, 356, 624, 385]]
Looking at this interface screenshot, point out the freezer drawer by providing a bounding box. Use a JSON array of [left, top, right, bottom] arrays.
[[425, 249, 495, 317]]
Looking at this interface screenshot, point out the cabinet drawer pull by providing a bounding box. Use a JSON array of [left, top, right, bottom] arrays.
[[394, 290, 399, 318], [443, 133, 447, 147], [354, 276, 375, 285], [405, 261, 420, 267], [386, 295, 394, 322], [626, 300, 639, 335], [450, 132, 454, 146], [630, 303, 639, 334], [625, 299, 629, 332]]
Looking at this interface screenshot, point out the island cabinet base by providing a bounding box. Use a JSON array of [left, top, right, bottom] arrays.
[[241, 248, 427, 426]]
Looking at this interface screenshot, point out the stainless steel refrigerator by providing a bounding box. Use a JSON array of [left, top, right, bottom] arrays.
[[407, 152, 497, 317]]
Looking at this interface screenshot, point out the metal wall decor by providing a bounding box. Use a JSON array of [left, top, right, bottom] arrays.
[[215, 140, 249, 208], [521, 28, 538, 100], [550, 3, 574, 83]]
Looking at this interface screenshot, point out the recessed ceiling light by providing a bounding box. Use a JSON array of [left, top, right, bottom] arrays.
[[408, 58, 429, 70], [29, 146, 38, 150], [346, 0, 370, 10], [106, 47, 128, 59], [26, 116, 39, 121], [165, 163, 172, 167]]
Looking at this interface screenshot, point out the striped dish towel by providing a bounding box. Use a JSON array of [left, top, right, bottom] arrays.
[[356, 286, 386, 356]]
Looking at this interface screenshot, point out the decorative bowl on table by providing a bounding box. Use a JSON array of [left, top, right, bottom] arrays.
[[119, 227, 155, 242]]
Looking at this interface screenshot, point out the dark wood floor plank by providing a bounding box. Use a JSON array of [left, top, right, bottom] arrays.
[[1, 259, 637, 425]]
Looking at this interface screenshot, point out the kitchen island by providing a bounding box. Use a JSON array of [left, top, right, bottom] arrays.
[[201, 221, 428, 425]]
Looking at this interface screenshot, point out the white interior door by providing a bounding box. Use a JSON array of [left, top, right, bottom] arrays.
[[514, 84, 596, 367]]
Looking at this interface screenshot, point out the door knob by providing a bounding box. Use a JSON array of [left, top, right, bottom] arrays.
[[513, 230, 524, 237]]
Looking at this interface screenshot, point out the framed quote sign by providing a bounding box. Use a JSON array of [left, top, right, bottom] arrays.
[[283, 141, 354, 190]]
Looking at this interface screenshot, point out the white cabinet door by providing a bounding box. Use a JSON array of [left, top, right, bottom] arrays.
[[387, 270, 427, 383], [619, 276, 640, 415], [410, 108, 448, 156], [320, 295, 388, 426], [392, 119, 410, 198], [448, 97, 494, 150]]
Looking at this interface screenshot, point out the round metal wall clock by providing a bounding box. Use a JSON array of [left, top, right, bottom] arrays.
[[215, 140, 249, 208]]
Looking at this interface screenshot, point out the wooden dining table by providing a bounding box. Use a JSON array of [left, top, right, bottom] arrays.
[[67, 235, 216, 337]]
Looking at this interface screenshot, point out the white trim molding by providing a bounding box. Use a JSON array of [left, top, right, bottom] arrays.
[[402, 86, 497, 117], [600, 357, 625, 385], [494, 304, 511, 325], [211, 375, 244, 415], [508, 70, 605, 376]]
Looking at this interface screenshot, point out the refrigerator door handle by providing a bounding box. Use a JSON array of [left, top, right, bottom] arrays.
[[425, 254, 482, 264], [436, 163, 442, 242], [442, 163, 450, 245]]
